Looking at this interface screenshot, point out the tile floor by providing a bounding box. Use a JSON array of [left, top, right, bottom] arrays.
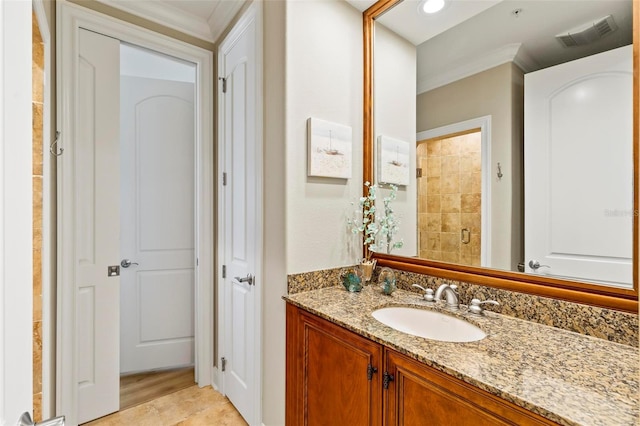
[[84, 385, 247, 426]]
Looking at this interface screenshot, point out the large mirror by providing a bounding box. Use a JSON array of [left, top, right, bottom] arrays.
[[357, 0, 638, 311]]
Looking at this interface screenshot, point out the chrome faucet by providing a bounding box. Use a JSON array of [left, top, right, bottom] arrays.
[[434, 284, 459, 311]]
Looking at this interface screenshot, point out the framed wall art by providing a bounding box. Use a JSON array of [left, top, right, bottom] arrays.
[[307, 117, 352, 179], [377, 135, 410, 185]]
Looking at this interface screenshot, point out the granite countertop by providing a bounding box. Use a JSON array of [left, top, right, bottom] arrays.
[[284, 285, 639, 426]]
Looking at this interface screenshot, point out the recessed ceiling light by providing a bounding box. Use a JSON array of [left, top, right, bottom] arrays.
[[420, 0, 445, 14]]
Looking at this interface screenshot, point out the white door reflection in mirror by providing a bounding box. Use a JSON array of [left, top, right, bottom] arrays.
[[524, 45, 633, 288]]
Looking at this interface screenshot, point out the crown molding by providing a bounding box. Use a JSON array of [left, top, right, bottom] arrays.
[[208, 1, 245, 43], [93, 0, 215, 42], [512, 46, 538, 74], [417, 43, 539, 94]]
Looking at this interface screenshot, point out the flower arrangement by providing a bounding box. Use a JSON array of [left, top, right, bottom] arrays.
[[348, 181, 404, 262], [377, 183, 404, 255]]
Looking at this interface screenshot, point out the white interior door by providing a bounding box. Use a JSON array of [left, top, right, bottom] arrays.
[[524, 45, 633, 287], [76, 28, 121, 424], [120, 68, 196, 374], [220, 7, 259, 424]]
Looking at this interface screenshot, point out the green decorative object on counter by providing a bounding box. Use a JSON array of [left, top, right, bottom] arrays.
[[378, 267, 396, 295], [341, 267, 363, 292]]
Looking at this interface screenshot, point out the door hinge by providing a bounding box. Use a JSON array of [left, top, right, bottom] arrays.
[[416, 167, 423, 178], [196, 257, 199, 266], [223, 172, 227, 186], [222, 265, 226, 278], [383, 371, 394, 389], [221, 357, 227, 372], [220, 77, 227, 94], [367, 364, 378, 381]]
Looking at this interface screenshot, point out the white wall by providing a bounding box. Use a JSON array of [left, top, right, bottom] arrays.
[[0, 1, 33, 423], [120, 43, 196, 82], [373, 23, 417, 257], [262, 1, 287, 424], [285, 0, 364, 273], [261, 1, 364, 424]]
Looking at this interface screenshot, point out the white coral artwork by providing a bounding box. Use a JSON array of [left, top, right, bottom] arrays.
[[377, 135, 410, 186], [307, 117, 352, 179]]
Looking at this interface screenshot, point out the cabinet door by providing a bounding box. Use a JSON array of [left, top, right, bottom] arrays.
[[384, 349, 554, 426], [287, 304, 383, 426]]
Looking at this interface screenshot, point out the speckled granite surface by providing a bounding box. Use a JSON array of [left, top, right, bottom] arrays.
[[288, 267, 639, 347], [387, 268, 639, 348], [288, 267, 345, 294], [284, 286, 639, 426]]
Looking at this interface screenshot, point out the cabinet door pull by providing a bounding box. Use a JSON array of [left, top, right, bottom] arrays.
[[383, 372, 395, 389], [367, 364, 378, 380]]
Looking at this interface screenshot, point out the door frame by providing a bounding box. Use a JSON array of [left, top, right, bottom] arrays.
[[417, 115, 492, 267], [0, 0, 33, 423], [215, 2, 263, 424], [56, 3, 213, 424], [32, 0, 55, 418]]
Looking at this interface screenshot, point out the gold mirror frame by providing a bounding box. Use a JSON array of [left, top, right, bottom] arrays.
[[363, 0, 639, 312]]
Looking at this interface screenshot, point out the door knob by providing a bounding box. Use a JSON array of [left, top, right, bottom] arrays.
[[120, 259, 139, 268], [234, 274, 254, 286], [18, 412, 65, 426], [528, 260, 550, 270]]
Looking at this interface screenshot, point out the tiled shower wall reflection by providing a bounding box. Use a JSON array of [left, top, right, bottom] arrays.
[[32, 10, 44, 421], [417, 131, 482, 266]]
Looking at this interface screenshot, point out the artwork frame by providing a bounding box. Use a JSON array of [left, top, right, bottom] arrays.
[[307, 117, 352, 179], [377, 135, 410, 186]]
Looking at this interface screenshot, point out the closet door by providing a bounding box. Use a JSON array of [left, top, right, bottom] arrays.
[[75, 28, 121, 424]]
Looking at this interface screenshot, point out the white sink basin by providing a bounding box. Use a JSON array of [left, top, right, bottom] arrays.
[[371, 307, 486, 343]]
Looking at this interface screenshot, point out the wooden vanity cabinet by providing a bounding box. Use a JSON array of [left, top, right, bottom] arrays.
[[286, 304, 556, 426], [286, 303, 383, 426], [384, 349, 554, 426]]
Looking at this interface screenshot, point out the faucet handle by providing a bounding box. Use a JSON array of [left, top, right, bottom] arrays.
[[468, 298, 499, 315], [412, 284, 435, 303]]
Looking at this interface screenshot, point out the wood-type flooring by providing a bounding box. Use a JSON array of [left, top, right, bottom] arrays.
[[120, 367, 196, 410]]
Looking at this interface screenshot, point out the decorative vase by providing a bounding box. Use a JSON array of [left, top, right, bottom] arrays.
[[378, 267, 396, 295], [360, 259, 377, 282], [340, 267, 363, 292]]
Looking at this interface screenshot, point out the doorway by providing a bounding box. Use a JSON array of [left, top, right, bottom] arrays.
[[416, 116, 491, 268], [118, 42, 197, 407], [57, 4, 213, 425], [73, 27, 197, 424], [417, 130, 482, 266]]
